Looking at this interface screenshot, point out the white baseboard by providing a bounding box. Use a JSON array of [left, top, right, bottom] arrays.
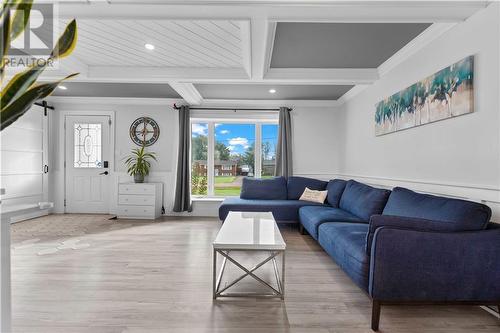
[[10, 210, 49, 224]]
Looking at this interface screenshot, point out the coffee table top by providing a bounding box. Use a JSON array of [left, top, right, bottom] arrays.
[[213, 212, 286, 250]]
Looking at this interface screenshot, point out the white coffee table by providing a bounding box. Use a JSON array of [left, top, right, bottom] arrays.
[[212, 211, 286, 299]]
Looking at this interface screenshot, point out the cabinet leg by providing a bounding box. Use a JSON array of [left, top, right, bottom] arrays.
[[371, 300, 381, 331]]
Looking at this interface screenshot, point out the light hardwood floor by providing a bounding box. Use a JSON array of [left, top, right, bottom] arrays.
[[11, 214, 500, 333]]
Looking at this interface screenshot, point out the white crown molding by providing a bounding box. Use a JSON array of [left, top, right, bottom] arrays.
[[378, 22, 457, 77], [169, 82, 204, 105], [337, 22, 459, 106], [336, 85, 370, 106]]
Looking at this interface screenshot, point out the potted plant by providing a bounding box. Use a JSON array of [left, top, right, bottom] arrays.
[[124, 146, 157, 183]]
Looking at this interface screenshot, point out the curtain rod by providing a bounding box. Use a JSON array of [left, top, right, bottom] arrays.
[[173, 103, 291, 112]]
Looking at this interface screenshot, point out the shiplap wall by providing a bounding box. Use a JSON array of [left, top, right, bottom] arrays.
[[0, 105, 49, 220]]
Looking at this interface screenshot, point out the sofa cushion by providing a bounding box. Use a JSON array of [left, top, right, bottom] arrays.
[[326, 179, 347, 207], [318, 222, 370, 291], [299, 206, 364, 240], [240, 176, 287, 200], [383, 187, 492, 230], [219, 197, 325, 222], [287, 176, 328, 200], [339, 180, 391, 221]]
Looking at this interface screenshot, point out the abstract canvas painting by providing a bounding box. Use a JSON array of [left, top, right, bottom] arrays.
[[375, 56, 474, 136]]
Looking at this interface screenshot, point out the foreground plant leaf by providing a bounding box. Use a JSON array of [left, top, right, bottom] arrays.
[[0, 73, 78, 130], [50, 19, 77, 59]]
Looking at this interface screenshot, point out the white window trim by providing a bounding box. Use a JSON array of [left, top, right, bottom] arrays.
[[191, 116, 278, 198]]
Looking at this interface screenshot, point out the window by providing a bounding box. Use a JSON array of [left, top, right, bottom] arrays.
[[191, 120, 278, 197], [74, 123, 102, 168], [191, 123, 208, 195], [261, 124, 279, 178]]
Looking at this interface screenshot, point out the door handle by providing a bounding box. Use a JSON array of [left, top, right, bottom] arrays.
[[99, 171, 109, 175]]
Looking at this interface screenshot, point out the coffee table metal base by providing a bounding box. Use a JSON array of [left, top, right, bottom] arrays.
[[212, 249, 285, 299]]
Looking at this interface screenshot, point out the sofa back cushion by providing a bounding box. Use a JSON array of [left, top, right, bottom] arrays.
[[383, 187, 492, 230], [326, 179, 347, 207], [287, 176, 328, 200], [240, 177, 287, 200], [339, 180, 391, 221]]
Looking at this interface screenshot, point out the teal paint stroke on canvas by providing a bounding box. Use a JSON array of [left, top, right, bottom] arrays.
[[375, 56, 474, 136]]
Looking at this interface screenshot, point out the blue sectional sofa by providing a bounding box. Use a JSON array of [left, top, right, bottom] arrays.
[[218, 176, 500, 331]]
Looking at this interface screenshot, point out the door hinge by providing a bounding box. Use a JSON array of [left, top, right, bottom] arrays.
[[64, 199, 66, 207], [108, 118, 112, 126], [44, 108, 48, 116]]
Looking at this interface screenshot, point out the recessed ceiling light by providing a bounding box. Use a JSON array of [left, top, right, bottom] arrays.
[[269, 89, 276, 94], [58, 85, 67, 90], [144, 43, 155, 50]]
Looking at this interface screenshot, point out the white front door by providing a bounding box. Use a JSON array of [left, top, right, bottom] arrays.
[[65, 115, 111, 213]]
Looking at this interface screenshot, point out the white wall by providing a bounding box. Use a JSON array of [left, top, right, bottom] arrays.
[[336, 3, 500, 219], [48, 98, 338, 216], [292, 106, 342, 178], [49, 99, 178, 214], [0, 105, 50, 221]]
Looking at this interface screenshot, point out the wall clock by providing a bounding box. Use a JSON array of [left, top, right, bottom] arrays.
[[129, 117, 160, 147]]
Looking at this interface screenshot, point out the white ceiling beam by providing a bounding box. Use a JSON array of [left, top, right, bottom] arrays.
[[169, 82, 204, 105], [40, 66, 378, 85], [46, 95, 338, 108], [57, 2, 487, 22], [250, 18, 271, 80], [264, 68, 379, 84], [239, 21, 252, 77], [4, 55, 89, 82], [80, 66, 249, 82]]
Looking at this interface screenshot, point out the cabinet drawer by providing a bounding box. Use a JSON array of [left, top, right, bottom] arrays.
[[117, 205, 155, 218], [119, 195, 155, 206], [119, 184, 155, 195]]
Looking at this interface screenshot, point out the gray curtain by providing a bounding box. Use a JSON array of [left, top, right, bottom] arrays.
[[275, 107, 293, 178], [173, 105, 192, 212]]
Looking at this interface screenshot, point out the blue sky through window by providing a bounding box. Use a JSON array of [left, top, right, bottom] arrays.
[[192, 123, 278, 156]]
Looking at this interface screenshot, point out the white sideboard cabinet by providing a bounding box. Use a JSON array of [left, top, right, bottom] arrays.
[[117, 182, 163, 219]]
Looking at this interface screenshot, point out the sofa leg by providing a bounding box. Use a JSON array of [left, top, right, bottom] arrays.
[[371, 300, 381, 331], [298, 224, 306, 235]]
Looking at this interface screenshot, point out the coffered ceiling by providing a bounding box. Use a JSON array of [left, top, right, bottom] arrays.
[[33, 0, 489, 105]]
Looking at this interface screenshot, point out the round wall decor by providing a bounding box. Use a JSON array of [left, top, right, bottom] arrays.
[[129, 117, 160, 147]]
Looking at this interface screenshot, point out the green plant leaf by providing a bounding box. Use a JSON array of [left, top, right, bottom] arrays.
[[9, 0, 31, 41], [0, 63, 44, 108], [1, 8, 11, 77], [0, 73, 78, 130], [50, 19, 77, 59]]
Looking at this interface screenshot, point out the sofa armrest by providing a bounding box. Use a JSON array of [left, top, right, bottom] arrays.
[[366, 215, 470, 255], [368, 226, 500, 302]]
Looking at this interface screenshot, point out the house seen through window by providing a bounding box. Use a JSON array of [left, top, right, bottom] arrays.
[[191, 121, 278, 197]]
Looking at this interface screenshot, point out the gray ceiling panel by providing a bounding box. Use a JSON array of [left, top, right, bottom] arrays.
[[271, 22, 431, 68], [195, 84, 353, 100], [52, 82, 181, 98]]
